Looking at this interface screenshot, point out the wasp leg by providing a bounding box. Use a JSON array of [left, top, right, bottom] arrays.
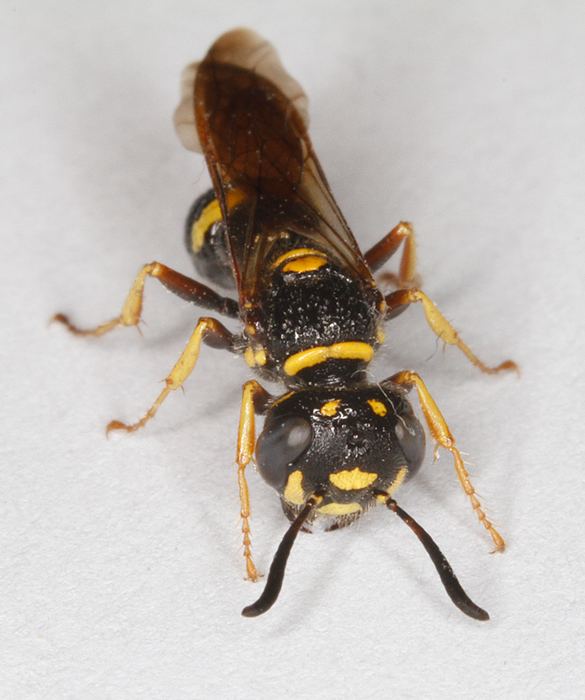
[[365, 221, 419, 288], [237, 380, 274, 581], [387, 370, 505, 553], [52, 261, 239, 336], [384, 287, 518, 375], [107, 317, 236, 434]]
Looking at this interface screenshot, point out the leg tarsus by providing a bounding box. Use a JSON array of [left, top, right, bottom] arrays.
[[52, 261, 239, 338], [107, 317, 235, 435], [388, 370, 505, 553], [236, 381, 274, 581], [384, 288, 519, 375]]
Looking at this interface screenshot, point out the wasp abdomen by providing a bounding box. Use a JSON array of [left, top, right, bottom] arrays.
[[184, 188, 234, 289]]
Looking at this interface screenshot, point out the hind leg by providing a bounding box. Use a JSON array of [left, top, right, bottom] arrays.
[[52, 262, 239, 336]]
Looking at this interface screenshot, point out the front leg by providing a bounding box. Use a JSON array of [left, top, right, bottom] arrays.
[[52, 261, 239, 336], [384, 287, 518, 375], [236, 380, 274, 581], [385, 370, 505, 552], [107, 317, 237, 434]]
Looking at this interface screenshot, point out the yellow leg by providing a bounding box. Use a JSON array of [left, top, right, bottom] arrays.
[[52, 261, 238, 336], [385, 288, 518, 375], [390, 370, 505, 553], [107, 317, 234, 434], [236, 381, 272, 581]]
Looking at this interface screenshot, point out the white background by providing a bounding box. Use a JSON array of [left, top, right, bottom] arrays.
[[2, 1, 584, 698]]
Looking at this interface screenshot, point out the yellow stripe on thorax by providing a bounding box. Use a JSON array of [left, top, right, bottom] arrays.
[[271, 248, 328, 270], [283, 342, 374, 376]]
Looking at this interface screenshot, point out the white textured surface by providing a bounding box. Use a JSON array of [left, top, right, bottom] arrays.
[[1, 2, 584, 698]]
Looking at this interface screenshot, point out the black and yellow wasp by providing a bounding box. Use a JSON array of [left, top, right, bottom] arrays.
[[54, 29, 516, 620]]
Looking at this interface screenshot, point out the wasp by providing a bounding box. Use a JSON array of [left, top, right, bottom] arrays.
[[53, 29, 517, 620]]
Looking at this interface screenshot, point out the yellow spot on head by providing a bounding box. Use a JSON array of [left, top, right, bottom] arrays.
[[318, 502, 362, 516], [284, 342, 374, 376], [320, 399, 341, 417], [375, 467, 409, 503], [283, 470, 305, 505], [245, 324, 256, 336], [283, 255, 328, 273], [367, 399, 387, 417], [388, 466, 408, 495], [329, 468, 378, 491]]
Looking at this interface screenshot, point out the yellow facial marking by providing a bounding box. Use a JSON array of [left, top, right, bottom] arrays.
[[375, 467, 409, 503], [283, 470, 305, 505], [320, 399, 341, 417], [367, 399, 387, 417], [191, 199, 222, 253], [282, 255, 328, 273], [329, 468, 378, 491], [271, 247, 328, 270], [318, 502, 362, 516], [283, 342, 374, 376], [388, 466, 408, 495]]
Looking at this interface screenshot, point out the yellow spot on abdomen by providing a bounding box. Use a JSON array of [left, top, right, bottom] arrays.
[[191, 199, 222, 253], [318, 502, 362, 516], [283, 470, 305, 505], [320, 399, 341, 417], [329, 468, 378, 491], [283, 342, 374, 376], [367, 399, 387, 417]]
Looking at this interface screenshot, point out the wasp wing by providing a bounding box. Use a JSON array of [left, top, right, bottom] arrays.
[[175, 29, 375, 305]]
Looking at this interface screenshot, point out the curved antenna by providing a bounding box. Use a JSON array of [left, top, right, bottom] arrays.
[[379, 493, 490, 621], [242, 496, 320, 617]]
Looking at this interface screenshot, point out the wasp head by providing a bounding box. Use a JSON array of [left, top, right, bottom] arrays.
[[255, 384, 425, 525]]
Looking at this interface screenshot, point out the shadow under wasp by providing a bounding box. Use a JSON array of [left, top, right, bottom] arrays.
[[53, 28, 517, 621]]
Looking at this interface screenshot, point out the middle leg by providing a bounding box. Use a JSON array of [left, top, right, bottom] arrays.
[[384, 287, 518, 375], [107, 316, 237, 434]]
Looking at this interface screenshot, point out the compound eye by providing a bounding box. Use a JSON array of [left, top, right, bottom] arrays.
[[394, 413, 425, 472], [255, 416, 313, 490]]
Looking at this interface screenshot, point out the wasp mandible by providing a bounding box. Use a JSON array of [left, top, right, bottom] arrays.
[[54, 29, 517, 620]]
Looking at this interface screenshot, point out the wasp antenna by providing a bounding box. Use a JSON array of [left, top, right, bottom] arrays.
[[242, 496, 320, 618], [379, 493, 490, 621]]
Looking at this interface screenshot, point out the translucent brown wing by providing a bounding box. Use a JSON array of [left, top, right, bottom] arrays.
[[176, 29, 375, 304]]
